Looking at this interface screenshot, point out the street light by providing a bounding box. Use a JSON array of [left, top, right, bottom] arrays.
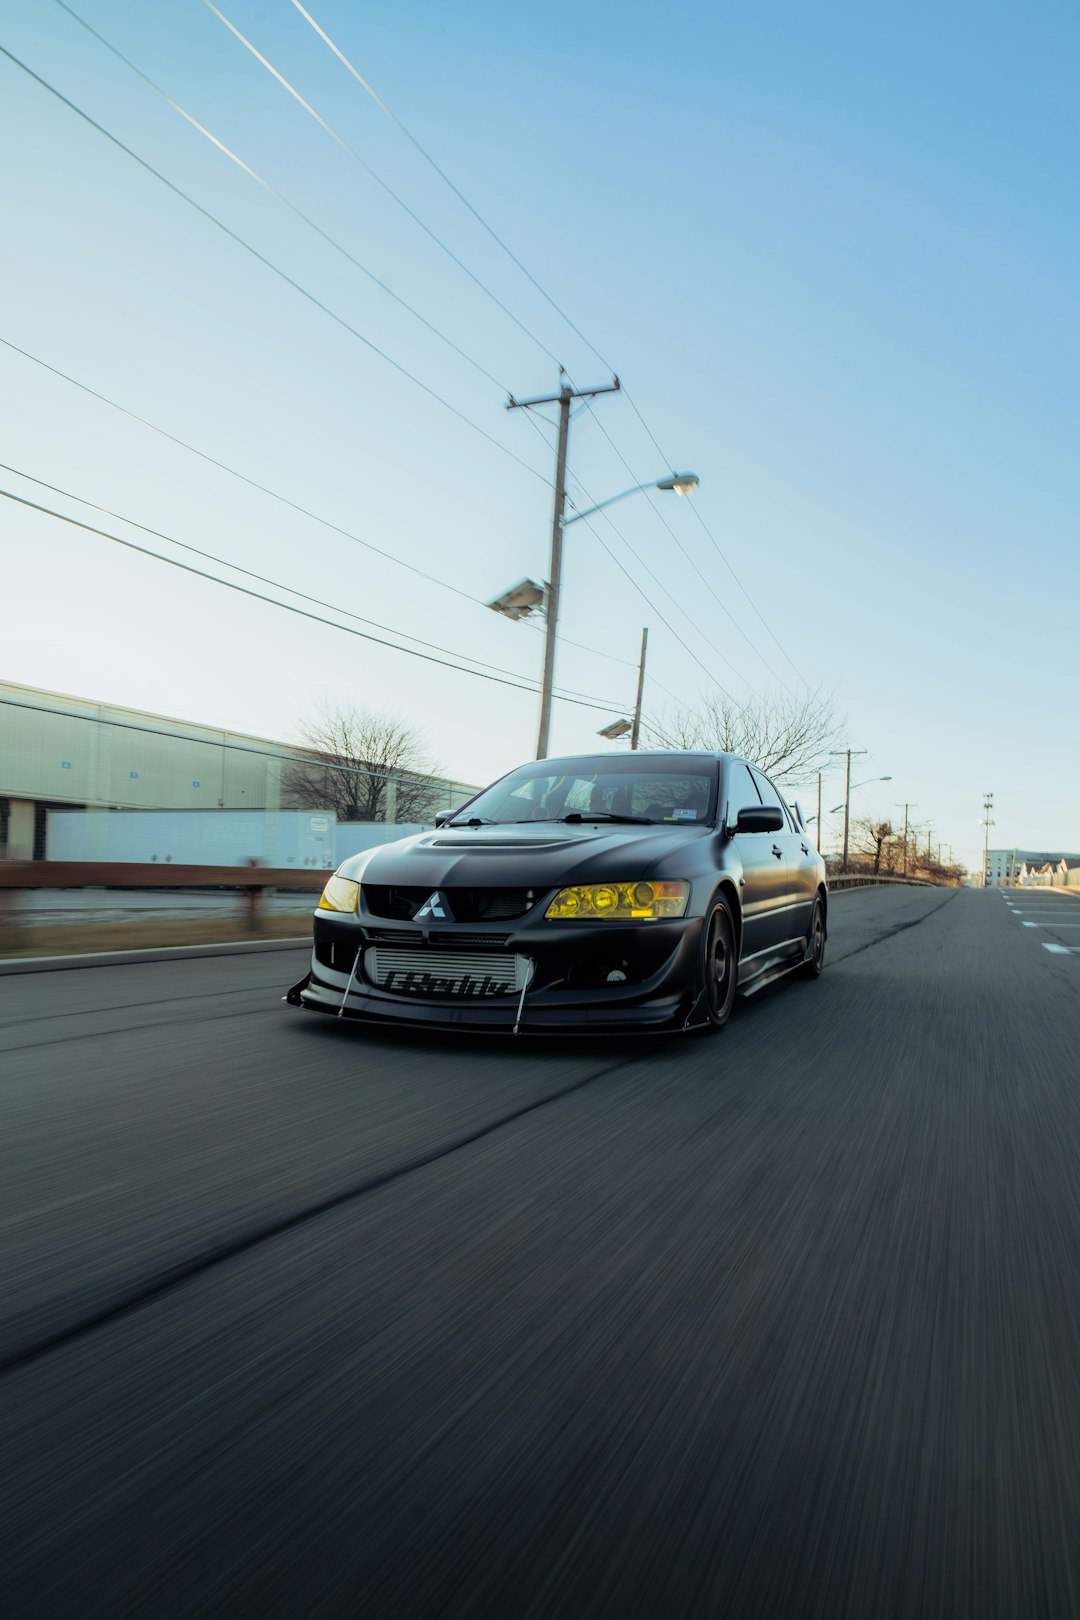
[[827, 772, 892, 868], [827, 777, 893, 814], [485, 577, 545, 621], [895, 801, 918, 876], [563, 473, 699, 527], [490, 472, 700, 758], [597, 718, 632, 740]]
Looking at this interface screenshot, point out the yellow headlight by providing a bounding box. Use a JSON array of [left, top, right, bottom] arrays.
[[545, 881, 689, 921], [318, 874, 360, 913]]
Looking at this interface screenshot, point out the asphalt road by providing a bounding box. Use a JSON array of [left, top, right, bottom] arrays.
[[2, 886, 1080, 1618]]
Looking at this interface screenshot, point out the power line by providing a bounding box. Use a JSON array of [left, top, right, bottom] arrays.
[[578, 512, 738, 706], [0, 336, 659, 692], [686, 501, 805, 686], [276, 0, 807, 692], [619, 385, 673, 468], [579, 488, 749, 689], [205, 1, 807, 697], [200, 0, 563, 368], [0, 334, 483, 603], [286, 0, 614, 376], [0, 694, 460, 788], [578, 370, 806, 689], [0, 45, 549, 489], [564, 463, 752, 689], [590, 380, 806, 687], [0, 485, 627, 714], [0, 462, 619, 709], [2, 40, 742, 719], [51, 0, 511, 397], [582, 409, 789, 690], [50, 6, 791, 705]]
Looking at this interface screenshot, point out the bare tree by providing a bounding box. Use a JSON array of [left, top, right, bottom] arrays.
[[283, 702, 441, 824], [644, 687, 844, 787], [852, 817, 896, 875]]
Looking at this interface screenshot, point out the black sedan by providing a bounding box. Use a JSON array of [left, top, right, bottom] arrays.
[[285, 751, 827, 1035]]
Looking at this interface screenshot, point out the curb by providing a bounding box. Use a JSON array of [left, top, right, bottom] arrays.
[[0, 937, 311, 976]]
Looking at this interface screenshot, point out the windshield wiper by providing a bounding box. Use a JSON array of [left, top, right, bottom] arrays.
[[445, 816, 500, 827], [558, 811, 652, 824]]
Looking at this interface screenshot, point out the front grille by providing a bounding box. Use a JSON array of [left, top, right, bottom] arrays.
[[366, 947, 531, 996], [365, 927, 511, 948], [363, 886, 538, 922]]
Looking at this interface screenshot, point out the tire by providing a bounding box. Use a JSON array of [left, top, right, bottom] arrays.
[[699, 897, 737, 1031], [802, 894, 826, 979]]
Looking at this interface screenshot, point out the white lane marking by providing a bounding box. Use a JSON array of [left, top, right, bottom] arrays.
[[1023, 921, 1040, 927], [1043, 943, 1080, 955], [1023, 922, 1080, 929]]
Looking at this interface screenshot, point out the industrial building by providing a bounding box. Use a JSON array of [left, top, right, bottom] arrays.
[[0, 678, 475, 863], [984, 847, 1080, 886]]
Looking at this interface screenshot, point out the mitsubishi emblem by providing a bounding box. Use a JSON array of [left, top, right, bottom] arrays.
[[414, 891, 452, 921]]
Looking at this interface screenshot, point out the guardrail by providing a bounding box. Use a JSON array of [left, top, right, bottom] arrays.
[[0, 861, 945, 954], [0, 861, 326, 891], [0, 861, 326, 950], [827, 874, 935, 890], [0, 861, 947, 901]]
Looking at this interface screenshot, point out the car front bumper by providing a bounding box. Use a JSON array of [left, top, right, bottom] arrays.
[[288, 911, 706, 1033]]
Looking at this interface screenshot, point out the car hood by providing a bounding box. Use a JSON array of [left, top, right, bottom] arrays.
[[338, 821, 716, 890]]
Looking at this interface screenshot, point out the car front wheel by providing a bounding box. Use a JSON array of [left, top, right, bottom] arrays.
[[699, 898, 737, 1031], [802, 894, 826, 978]]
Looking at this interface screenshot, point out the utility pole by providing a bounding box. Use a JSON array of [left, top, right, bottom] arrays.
[[830, 748, 867, 870], [629, 627, 649, 751], [507, 371, 621, 758], [816, 770, 822, 850], [896, 802, 917, 876], [981, 792, 994, 887]]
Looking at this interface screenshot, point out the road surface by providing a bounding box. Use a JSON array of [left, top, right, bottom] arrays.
[[2, 886, 1079, 1617]]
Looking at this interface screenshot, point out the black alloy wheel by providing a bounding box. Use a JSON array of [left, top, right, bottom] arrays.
[[802, 894, 826, 978], [700, 898, 737, 1031]]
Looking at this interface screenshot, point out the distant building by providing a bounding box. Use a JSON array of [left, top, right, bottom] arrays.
[[0, 678, 475, 860], [985, 847, 1080, 887]]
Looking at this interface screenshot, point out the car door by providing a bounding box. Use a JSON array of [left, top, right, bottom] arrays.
[[751, 767, 810, 953], [779, 790, 820, 940], [724, 760, 788, 966]]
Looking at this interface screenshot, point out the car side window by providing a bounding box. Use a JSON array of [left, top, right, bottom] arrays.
[[727, 762, 762, 826], [750, 768, 794, 831]]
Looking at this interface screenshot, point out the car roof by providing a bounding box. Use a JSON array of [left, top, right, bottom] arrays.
[[540, 750, 737, 766]]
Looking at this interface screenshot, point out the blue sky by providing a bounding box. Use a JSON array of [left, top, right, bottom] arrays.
[[2, 0, 1076, 866]]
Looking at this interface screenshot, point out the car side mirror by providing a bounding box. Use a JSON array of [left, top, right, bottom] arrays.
[[434, 811, 451, 828], [734, 805, 784, 833]]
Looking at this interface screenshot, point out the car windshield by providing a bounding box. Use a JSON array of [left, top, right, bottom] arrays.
[[450, 756, 718, 826]]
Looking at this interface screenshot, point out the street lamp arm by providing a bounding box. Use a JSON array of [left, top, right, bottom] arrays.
[[562, 483, 654, 526], [562, 472, 699, 527]]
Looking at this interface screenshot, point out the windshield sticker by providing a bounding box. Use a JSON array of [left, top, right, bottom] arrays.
[[670, 808, 699, 820]]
